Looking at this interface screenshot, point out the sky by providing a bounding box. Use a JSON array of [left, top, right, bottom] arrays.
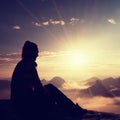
[[1, 0, 120, 82]]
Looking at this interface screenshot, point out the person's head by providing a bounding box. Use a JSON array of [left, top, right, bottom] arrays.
[[22, 41, 38, 61]]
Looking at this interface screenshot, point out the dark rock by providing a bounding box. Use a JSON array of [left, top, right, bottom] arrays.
[[0, 99, 120, 120]]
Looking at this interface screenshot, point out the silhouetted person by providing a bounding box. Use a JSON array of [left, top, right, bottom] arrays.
[[11, 41, 87, 120], [11, 41, 44, 100], [11, 41, 46, 120]]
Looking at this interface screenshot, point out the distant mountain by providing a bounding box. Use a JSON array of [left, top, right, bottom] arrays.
[[79, 77, 120, 98], [86, 77, 120, 91], [48, 76, 65, 88], [1, 77, 120, 119], [101, 77, 118, 89], [41, 76, 65, 88], [85, 77, 100, 86], [80, 80, 114, 98], [89, 80, 114, 97], [101, 77, 120, 97], [1, 76, 120, 99]]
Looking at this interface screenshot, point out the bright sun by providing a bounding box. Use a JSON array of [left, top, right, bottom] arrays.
[[71, 53, 82, 65], [67, 52, 85, 66]]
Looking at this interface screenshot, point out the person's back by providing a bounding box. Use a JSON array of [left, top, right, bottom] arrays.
[[11, 41, 44, 119], [11, 59, 38, 103]]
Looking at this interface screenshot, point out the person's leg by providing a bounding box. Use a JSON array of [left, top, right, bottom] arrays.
[[44, 84, 74, 108], [44, 84, 87, 117]]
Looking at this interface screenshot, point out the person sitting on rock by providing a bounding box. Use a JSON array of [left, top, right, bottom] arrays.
[[11, 40, 87, 120]]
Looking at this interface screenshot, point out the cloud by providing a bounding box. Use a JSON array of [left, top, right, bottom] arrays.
[[60, 20, 65, 25], [111, 87, 120, 91], [69, 17, 80, 25], [49, 19, 65, 26], [32, 19, 65, 27], [42, 21, 49, 26], [32, 18, 85, 27], [107, 18, 116, 25], [13, 25, 21, 30], [39, 51, 56, 57], [39, 50, 83, 59], [1, 78, 120, 114], [74, 96, 120, 114], [32, 22, 42, 27], [0, 51, 60, 66], [0, 53, 20, 65], [33, 21, 49, 27], [39, 50, 72, 58], [70, 18, 80, 22]]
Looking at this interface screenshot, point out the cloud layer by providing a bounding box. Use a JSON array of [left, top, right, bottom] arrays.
[[0, 53, 20, 65], [1, 76, 120, 114], [76, 96, 120, 114]]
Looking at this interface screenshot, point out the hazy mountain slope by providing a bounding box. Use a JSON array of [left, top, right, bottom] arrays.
[[80, 80, 114, 98]]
